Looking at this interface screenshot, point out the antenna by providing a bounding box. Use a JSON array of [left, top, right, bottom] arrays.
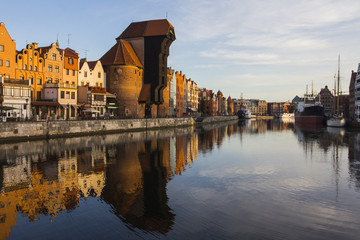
[[166, 12, 168, 18], [67, 34, 71, 48], [56, 33, 59, 47], [84, 49, 88, 58]]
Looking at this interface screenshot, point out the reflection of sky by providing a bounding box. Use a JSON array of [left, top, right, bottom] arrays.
[[167, 129, 360, 239]]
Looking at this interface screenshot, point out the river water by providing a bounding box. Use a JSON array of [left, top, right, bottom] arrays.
[[1, 119, 360, 240]]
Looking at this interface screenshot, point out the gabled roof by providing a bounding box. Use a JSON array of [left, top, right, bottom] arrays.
[[88, 61, 97, 70], [79, 58, 86, 69], [64, 48, 79, 58], [117, 19, 174, 39], [100, 39, 143, 68]]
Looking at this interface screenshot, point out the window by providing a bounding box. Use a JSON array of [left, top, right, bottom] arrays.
[[71, 92, 75, 99], [36, 91, 41, 100], [0, 59, 2, 66], [6, 60, 9, 67], [61, 91, 65, 99], [29, 77, 33, 84], [52, 53, 56, 60], [0, 45, 4, 51], [100, 83, 102, 87], [98, 72, 101, 78], [68, 58, 74, 64], [66, 69, 69, 75], [34, 66, 37, 71], [29, 65, 32, 71], [55, 78, 59, 83], [94, 95, 104, 101], [48, 65, 52, 72], [37, 78, 42, 85], [72, 70, 75, 76], [55, 66, 59, 73], [24, 64, 27, 70], [84, 71, 87, 77], [96, 82, 98, 87], [81, 81, 84, 86], [47, 77, 52, 83], [66, 91, 70, 99], [19, 76, 24, 80]]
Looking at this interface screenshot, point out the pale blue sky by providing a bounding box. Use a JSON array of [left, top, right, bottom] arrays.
[[2, 0, 360, 101]]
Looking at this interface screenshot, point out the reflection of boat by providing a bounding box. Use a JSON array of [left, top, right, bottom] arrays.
[[326, 126, 345, 137], [327, 56, 345, 128], [295, 85, 324, 127]]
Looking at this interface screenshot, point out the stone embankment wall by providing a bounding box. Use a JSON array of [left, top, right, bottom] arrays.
[[195, 116, 238, 124], [0, 116, 238, 142]]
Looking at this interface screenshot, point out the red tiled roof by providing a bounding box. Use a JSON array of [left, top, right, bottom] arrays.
[[117, 19, 174, 39], [100, 39, 143, 68], [90, 86, 106, 93]]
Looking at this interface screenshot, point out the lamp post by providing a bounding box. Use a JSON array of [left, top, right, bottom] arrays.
[[123, 103, 126, 118]]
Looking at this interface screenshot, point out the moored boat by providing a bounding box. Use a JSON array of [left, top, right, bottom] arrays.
[[326, 56, 346, 128], [327, 116, 346, 127], [237, 108, 251, 119], [295, 103, 324, 126], [280, 113, 294, 118]]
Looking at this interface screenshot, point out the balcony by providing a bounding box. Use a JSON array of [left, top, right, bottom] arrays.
[[43, 82, 77, 89]]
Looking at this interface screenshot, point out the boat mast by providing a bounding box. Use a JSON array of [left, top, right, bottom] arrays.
[[337, 55, 340, 116]]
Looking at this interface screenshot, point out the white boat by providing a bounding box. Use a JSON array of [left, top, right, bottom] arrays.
[[327, 116, 346, 127], [280, 113, 294, 118], [237, 108, 251, 119], [327, 56, 346, 128]]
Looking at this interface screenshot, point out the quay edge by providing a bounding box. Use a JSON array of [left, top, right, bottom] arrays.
[[0, 116, 238, 143]]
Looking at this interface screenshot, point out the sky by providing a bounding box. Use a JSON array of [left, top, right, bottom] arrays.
[[2, 0, 360, 102]]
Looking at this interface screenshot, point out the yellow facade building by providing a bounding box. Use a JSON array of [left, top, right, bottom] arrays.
[[0, 22, 16, 79], [15, 43, 45, 101]]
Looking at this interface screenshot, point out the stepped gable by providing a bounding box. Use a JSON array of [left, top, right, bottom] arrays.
[[100, 39, 143, 68], [117, 19, 174, 39]]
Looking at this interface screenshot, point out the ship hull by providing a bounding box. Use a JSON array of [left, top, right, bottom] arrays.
[[295, 115, 324, 126]]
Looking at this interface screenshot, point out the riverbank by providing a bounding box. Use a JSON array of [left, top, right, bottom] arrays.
[[0, 116, 238, 142]]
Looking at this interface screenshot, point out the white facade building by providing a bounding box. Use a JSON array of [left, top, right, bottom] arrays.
[[78, 59, 105, 87], [0, 77, 31, 121]]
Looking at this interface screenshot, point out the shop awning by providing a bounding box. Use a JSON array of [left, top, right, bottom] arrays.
[[0, 106, 18, 111], [82, 108, 100, 113]]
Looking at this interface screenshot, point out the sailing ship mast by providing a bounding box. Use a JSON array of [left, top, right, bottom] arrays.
[[336, 55, 340, 116]]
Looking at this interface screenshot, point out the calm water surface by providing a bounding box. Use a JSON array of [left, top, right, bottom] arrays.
[[1, 119, 360, 239]]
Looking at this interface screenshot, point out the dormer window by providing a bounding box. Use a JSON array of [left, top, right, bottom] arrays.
[[52, 53, 56, 60]]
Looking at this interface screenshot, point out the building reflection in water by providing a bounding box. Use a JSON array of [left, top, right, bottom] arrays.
[[1, 118, 360, 238], [0, 127, 204, 238]]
